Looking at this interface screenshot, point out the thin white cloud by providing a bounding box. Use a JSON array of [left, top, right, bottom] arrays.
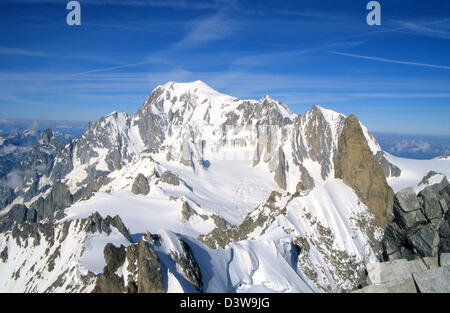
[[323, 18, 450, 46], [3, 70, 450, 95], [84, 0, 223, 9], [82, 22, 141, 31], [0, 47, 50, 58], [66, 61, 156, 76], [395, 19, 450, 40], [390, 139, 432, 154], [7, 0, 223, 10], [348, 92, 450, 99], [332, 51, 450, 71], [233, 41, 364, 67], [171, 11, 240, 49]]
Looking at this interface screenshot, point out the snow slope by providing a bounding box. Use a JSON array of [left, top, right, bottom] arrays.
[[385, 153, 450, 192]]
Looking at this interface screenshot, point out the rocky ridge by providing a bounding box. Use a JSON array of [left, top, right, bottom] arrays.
[[0, 212, 130, 292], [334, 114, 395, 228], [0, 209, 206, 293], [382, 171, 450, 261]]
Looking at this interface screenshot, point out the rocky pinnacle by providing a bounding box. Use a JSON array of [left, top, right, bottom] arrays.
[[334, 114, 394, 228]]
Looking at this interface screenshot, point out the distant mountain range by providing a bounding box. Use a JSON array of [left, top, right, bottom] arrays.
[[0, 119, 87, 177], [0, 118, 88, 136]]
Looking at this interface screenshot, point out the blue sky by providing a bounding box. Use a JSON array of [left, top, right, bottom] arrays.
[[0, 0, 450, 135]]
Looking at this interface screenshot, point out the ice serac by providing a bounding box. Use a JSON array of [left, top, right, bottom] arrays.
[[334, 114, 394, 228]]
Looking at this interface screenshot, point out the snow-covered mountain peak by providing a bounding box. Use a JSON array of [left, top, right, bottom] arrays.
[[302, 105, 381, 156], [140, 81, 299, 127], [4, 81, 447, 294], [260, 94, 283, 106], [163, 80, 228, 98], [154, 81, 228, 103], [258, 95, 295, 120], [310, 105, 344, 122], [143, 80, 237, 116]]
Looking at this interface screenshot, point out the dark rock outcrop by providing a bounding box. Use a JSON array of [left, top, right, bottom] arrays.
[[418, 171, 449, 193], [0, 187, 14, 211], [0, 204, 30, 233], [407, 225, 439, 257], [394, 188, 427, 229], [73, 175, 111, 202], [92, 269, 126, 293], [131, 173, 150, 195], [107, 215, 132, 242], [28, 182, 73, 221], [382, 177, 450, 261], [93, 238, 164, 293], [334, 114, 394, 228], [0, 212, 123, 292], [159, 170, 180, 186], [43, 182, 73, 212], [84, 212, 132, 242], [181, 201, 196, 221], [127, 238, 165, 293], [136, 90, 167, 153], [7, 212, 125, 251], [0, 181, 78, 233], [419, 187, 443, 222], [382, 222, 406, 257], [170, 239, 203, 291], [92, 244, 127, 293], [0, 246, 8, 262], [439, 210, 450, 253]]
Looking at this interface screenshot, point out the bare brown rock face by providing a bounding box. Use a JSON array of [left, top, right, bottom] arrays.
[[274, 147, 287, 190], [334, 114, 394, 228]]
